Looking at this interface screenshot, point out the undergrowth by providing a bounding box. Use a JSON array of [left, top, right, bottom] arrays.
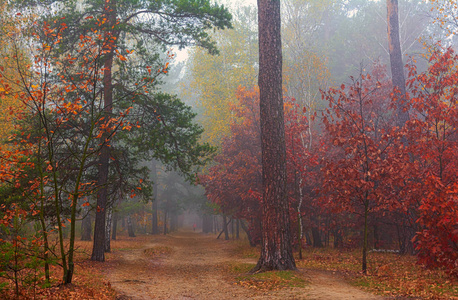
[[226, 262, 306, 291], [296, 247, 458, 299]]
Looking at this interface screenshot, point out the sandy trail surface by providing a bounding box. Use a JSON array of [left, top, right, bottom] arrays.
[[106, 231, 385, 299]]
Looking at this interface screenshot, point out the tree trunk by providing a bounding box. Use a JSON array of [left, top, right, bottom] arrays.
[[311, 226, 323, 248], [297, 177, 303, 259], [91, 0, 117, 262], [127, 215, 136, 237], [305, 231, 312, 246], [163, 210, 168, 235], [151, 161, 159, 235], [252, 0, 296, 272], [112, 212, 118, 240], [222, 215, 229, 240], [387, 0, 409, 127], [202, 214, 213, 233], [214, 216, 219, 233], [373, 224, 379, 250], [105, 206, 112, 252], [236, 219, 240, 239], [81, 205, 92, 241], [240, 220, 256, 247], [362, 200, 369, 274], [170, 213, 178, 232], [231, 217, 235, 239], [333, 229, 343, 248]]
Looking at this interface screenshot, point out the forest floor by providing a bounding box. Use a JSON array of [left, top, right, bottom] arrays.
[[104, 231, 384, 300]]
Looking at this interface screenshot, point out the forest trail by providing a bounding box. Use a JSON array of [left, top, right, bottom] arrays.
[[106, 231, 385, 300]]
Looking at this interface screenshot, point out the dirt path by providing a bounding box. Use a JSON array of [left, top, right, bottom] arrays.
[[106, 231, 385, 299]]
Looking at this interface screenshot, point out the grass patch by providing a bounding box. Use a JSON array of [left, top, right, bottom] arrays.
[[226, 262, 306, 291], [296, 247, 458, 299], [226, 262, 255, 274]]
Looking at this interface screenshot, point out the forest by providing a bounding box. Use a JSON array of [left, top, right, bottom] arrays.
[[0, 0, 457, 299]]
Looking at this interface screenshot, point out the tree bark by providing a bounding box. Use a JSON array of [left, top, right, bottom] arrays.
[[223, 215, 229, 240], [362, 200, 369, 274], [105, 206, 112, 252], [252, 0, 296, 272], [151, 161, 159, 234], [373, 224, 379, 250], [127, 215, 136, 237], [311, 226, 323, 248], [112, 212, 118, 240], [91, 0, 117, 262], [214, 216, 219, 233], [236, 219, 240, 239], [81, 205, 91, 241], [240, 220, 256, 247], [333, 229, 343, 248], [217, 217, 232, 240], [387, 0, 409, 127]]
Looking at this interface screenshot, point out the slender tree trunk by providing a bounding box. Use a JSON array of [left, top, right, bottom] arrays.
[[81, 205, 92, 241], [297, 176, 303, 259], [37, 139, 50, 282], [105, 206, 112, 252], [387, 0, 409, 127], [202, 214, 213, 233], [373, 223, 379, 250], [311, 226, 323, 248], [223, 215, 229, 240], [91, 0, 117, 263], [127, 215, 136, 237], [215, 216, 219, 233], [38, 191, 50, 283], [333, 229, 343, 248], [163, 210, 167, 235], [151, 161, 159, 234], [112, 212, 117, 240], [217, 217, 232, 240], [253, 0, 296, 272], [236, 219, 240, 239], [362, 199, 369, 274], [305, 231, 312, 246], [240, 220, 256, 247]]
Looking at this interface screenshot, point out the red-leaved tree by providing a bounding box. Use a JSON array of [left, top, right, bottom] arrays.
[[406, 46, 458, 276]]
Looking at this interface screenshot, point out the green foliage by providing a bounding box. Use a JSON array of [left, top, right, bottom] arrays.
[[0, 205, 50, 297], [132, 92, 215, 180]]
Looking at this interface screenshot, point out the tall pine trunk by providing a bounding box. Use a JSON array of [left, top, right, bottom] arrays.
[[387, 0, 409, 127], [151, 161, 159, 234], [252, 0, 296, 272], [91, 0, 117, 262], [387, 0, 415, 255]]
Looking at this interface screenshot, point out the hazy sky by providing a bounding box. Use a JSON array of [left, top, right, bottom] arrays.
[[219, 0, 257, 9]]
